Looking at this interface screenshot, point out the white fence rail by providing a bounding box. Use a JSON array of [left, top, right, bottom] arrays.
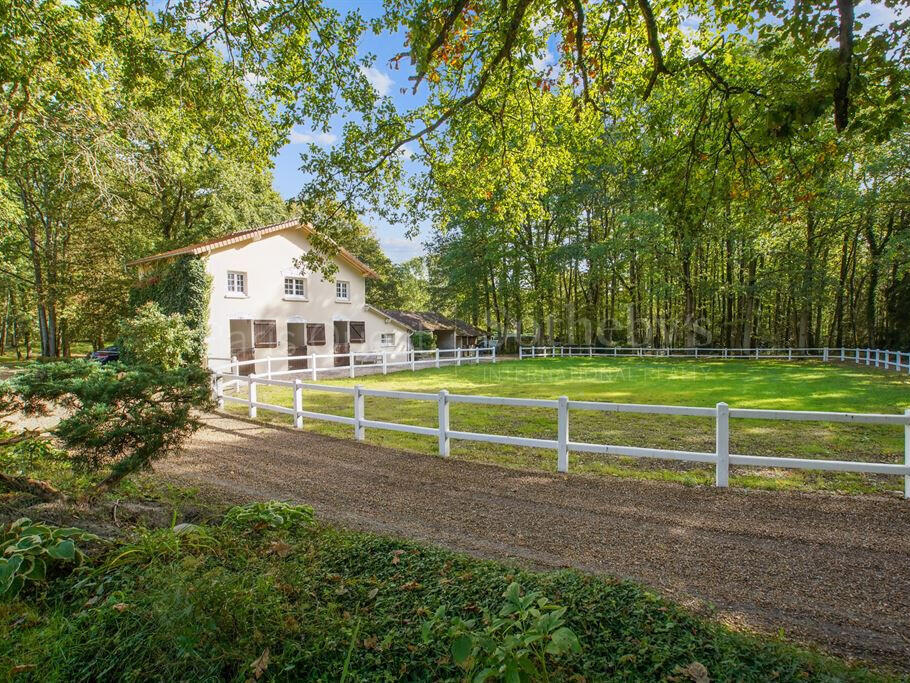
[[518, 345, 910, 372], [213, 346, 495, 381], [213, 372, 910, 499]]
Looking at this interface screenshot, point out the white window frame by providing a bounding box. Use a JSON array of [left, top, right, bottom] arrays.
[[335, 280, 350, 302], [283, 276, 307, 300], [226, 271, 247, 297], [380, 332, 395, 347]]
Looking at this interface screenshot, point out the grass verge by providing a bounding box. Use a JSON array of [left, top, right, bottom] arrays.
[[0, 481, 898, 681]]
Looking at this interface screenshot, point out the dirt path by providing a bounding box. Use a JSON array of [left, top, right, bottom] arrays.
[[158, 413, 910, 669]]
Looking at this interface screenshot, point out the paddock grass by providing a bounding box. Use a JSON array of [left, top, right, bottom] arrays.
[[224, 358, 910, 495]]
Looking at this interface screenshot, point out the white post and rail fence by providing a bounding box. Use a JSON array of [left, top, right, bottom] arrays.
[[517, 345, 910, 372], [210, 346, 495, 381], [213, 369, 910, 500]]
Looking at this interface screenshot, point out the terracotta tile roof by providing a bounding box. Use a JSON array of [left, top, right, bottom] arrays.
[[379, 310, 486, 336], [126, 217, 380, 279]]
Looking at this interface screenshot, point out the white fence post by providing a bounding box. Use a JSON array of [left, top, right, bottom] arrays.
[[353, 385, 364, 441], [214, 374, 224, 409], [349, 353, 355, 378], [865, 348, 870, 365], [411, 351, 416, 371], [788, 348, 792, 361], [437, 389, 450, 456], [905, 408, 909, 499], [557, 395, 569, 473], [266, 355, 272, 379], [519, 346, 524, 360], [492, 346, 497, 364], [457, 348, 461, 366], [531, 345, 535, 358], [589, 346, 593, 358], [382, 351, 388, 375], [840, 347, 845, 361], [293, 379, 303, 429], [311, 353, 317, 381], [875, 349, 880, 368], [435, 348, 440, 368], [715, 402, 729, 488], [823, 347, 828, 363], [855, 348, 859, 364], [475, 347, 480, 364], [248, 376, 257, 419], [231, 355, 238, 375]]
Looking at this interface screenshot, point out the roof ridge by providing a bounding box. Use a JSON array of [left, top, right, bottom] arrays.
[[126, 217, 379, 279]]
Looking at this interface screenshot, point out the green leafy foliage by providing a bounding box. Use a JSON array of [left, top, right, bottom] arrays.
[[411, 331, 436, 350], [119, 302, 198, 370], [423, 582, 581, 682], [0, 521, 886, 680], [128, 256, 211, 362], [0, 435, 63, 477], [222, 501, 315, 531], [0, 518, 97, 600], [4, 360, 214, 494]]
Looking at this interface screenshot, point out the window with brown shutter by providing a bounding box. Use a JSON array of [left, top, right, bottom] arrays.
[[350, 321, 365, 344], [305, 323, 326, 346], [253, 320, 277, 348]]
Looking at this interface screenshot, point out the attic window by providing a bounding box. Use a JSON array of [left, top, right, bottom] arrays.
[[335, 280, 350, 301], [227, 271, 246, 295]]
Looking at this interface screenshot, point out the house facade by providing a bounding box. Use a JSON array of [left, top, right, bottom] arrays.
[[130, 218, 412, 373]]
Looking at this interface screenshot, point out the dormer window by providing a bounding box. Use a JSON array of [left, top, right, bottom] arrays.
[[335, 280, 350, 302], [227, 271, 247, 297], [283, 277, 307, 300]]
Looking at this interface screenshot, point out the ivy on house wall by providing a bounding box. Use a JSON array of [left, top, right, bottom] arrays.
[[128, 256, 212, 361]]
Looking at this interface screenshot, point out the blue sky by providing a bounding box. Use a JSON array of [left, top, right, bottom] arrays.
[[271, 1, 429, 263]]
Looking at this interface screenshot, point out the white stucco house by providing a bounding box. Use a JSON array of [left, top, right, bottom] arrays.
[[129, 218, 412, 374]]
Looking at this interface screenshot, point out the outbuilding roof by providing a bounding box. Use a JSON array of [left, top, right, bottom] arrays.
[[126, 217, 380, 279], [380, 310, 486, 337]]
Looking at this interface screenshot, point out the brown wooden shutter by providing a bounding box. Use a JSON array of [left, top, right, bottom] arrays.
[[306, 323, 326, 346], [350, 321, 366, 344], [253, 320, 277, 348]]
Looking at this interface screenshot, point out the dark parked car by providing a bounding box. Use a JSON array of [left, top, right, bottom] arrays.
[[87, 346, 120, 364]]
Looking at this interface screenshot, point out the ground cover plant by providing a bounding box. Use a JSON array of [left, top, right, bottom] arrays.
[[0, 489, 898, 681], [225, 357, 910, 495]]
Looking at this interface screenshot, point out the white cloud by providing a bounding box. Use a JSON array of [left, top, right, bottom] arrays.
[[360, 65, 394, 96], [289, 129, 337, 145], [531, 48, 555, 72]]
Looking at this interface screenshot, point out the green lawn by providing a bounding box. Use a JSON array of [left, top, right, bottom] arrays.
[[225, 357, 910, 496], [0, 341, 98, 367]]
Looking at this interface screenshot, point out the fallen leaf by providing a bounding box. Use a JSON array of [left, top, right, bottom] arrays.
[[399, 581, 422, 591], [249, 648, 270, 680], [675, 661, 709, 683], [366, 587, 379, 600], [10, 664, 36, 675], [268, 540, 292, 558], [112, 603, 128, 612], [363, 635, 379, 650]]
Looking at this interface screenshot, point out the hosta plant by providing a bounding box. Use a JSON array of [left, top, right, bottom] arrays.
[[1, 518, 98, 599], [223, 501, 315, 531], [422, 582, 581, 682]]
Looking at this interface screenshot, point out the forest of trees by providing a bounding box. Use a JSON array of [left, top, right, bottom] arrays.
[[405, 10, 910, 350], [2, 0, 908, 356]]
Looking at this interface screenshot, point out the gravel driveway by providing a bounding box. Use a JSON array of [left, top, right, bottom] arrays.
[[158, 413, 910, 670]]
